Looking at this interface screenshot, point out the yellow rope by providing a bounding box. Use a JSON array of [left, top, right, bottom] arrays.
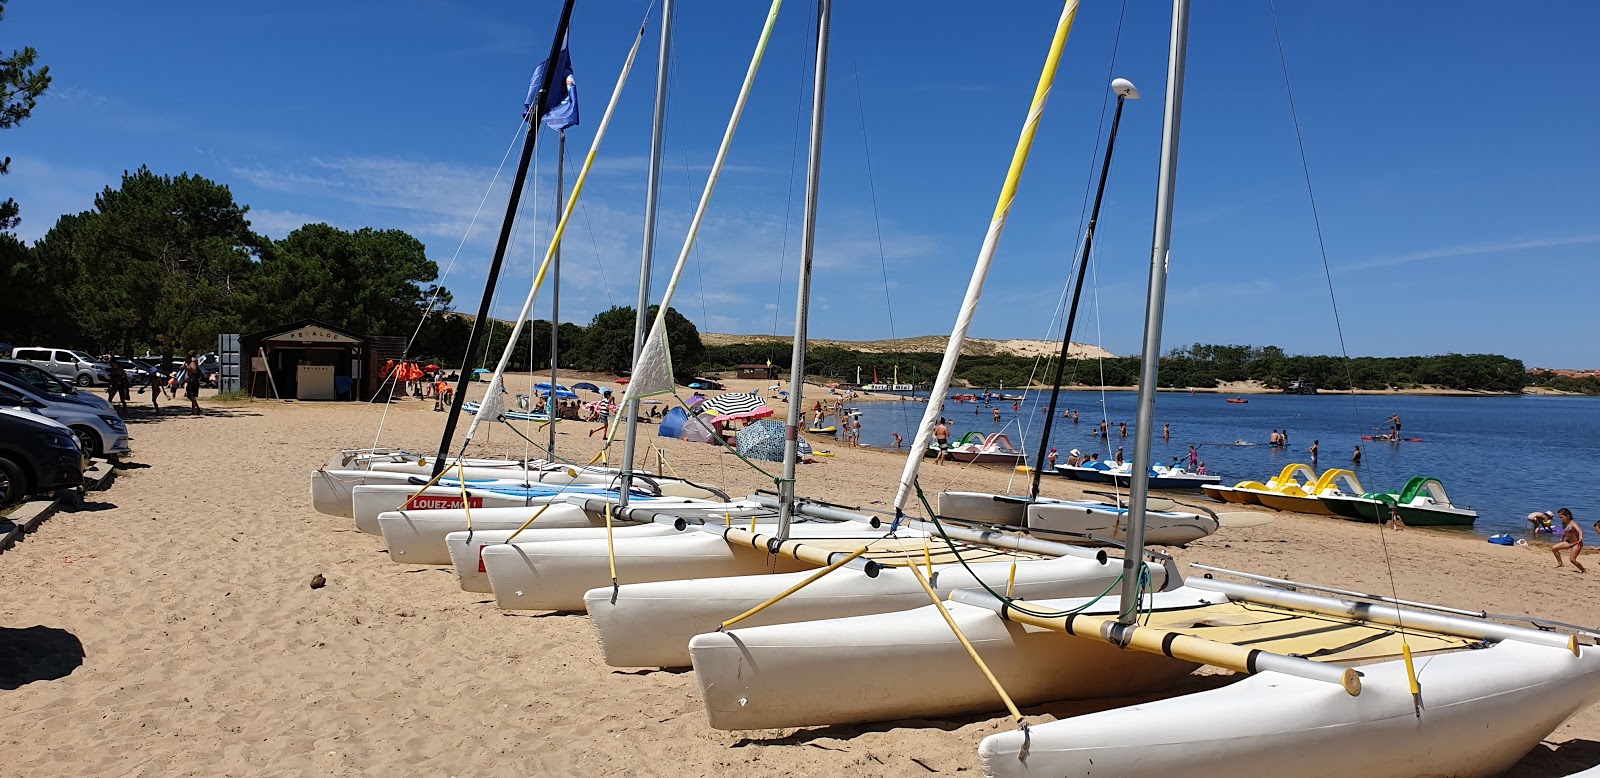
[[906, 563, 1024, 725], [604, 502, 619, 591], [719, 545, 871, 630], [402, 457, 456, 508], [502, 503, 556, 543], [457, 459, 473, 531]]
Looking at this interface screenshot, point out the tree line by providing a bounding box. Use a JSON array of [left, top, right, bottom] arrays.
[[0, 163, 705, 381], [702, 342, 1535, 393]]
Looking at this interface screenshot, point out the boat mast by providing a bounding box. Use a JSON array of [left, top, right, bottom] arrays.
[[1116, 0, 1189, 628], [433, 0, 578, 477], [445, 12, 651, 472], [890, 0, 1084, 516], [776, 0, 830, 540], [549, 130, 565, 455], [1028, 77, 1138, 501], [618, 0, 673, 508]]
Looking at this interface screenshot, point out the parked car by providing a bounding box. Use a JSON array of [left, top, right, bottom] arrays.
[[10, 346, 111, 386], [0, 374, 130, 459], [0, 404, 83, 508], [0, 359, 118, 415], [110, 356, 166, 381]]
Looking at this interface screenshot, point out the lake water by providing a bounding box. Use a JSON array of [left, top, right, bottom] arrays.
[[832, 390, 1600, 537]]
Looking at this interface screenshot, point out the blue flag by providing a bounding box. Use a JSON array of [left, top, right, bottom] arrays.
[[524, 40, 579, 131]]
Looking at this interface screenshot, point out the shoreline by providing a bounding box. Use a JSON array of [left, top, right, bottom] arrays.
[[0, 372, 1594, 775]]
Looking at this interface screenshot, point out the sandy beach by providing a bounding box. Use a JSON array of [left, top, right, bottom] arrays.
[[2, 373, 1597, 776]]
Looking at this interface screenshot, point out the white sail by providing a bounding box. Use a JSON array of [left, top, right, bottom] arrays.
[[612, 0, 784, 409], [460, 20, 651, 445], [892, 0, 1083, 513]]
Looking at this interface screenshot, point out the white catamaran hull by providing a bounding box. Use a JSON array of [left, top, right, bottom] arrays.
[[378, 503, 645, 565], [978, 639, 1600, 778], [482, 532, 819, 612], [585, 555, 1127, 669], [313, 469, 566, 520], [1027, 501, 1217, 546], [369, 459, 623, 484], [445, 523, 685, 592], [480, 521, 903, 612], [349, 484, 585, 535], [688, 588, 1194, 730]]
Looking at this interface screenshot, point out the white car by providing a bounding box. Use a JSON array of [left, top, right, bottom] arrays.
[[10, 346, 112, 387], [0, 375, 130, 459]]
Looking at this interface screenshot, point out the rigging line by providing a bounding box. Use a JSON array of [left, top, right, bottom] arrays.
[[1065, 0, 1131, 273], [843, 26, 905, 417], [662, 54, 716, 346], [1267, 0, 1411, 670], [564, 140, 617, 308], [768, 0, 816, 344], [366, 121, 528, 448]]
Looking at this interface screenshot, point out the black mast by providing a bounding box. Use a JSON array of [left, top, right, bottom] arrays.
[[1029, 80, 1137, 500], [434, 0, 578, 477]]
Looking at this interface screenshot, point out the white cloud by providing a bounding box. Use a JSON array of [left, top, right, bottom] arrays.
[[1343, 235, 1600, 273]]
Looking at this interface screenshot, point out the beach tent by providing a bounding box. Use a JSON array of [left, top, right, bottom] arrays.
[[682, 413, 722, 445], [659, 406, 688, 439]]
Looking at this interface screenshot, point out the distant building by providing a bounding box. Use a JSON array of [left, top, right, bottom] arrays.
[[736, 363, 780, 380]]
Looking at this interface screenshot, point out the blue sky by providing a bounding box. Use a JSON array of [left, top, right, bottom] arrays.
[[7, 1, 1599, 368]]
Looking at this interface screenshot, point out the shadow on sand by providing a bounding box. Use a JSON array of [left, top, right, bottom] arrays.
[[118, 404, 261, 425], [0, 625, 85, 690], [1507, 738, 1600, 776], [730, 672, 1241, 748]]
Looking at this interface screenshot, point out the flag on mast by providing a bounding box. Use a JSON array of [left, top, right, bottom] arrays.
[[525, 38, 579, 130]]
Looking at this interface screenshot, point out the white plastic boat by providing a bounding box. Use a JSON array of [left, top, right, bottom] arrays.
[[445, 500, 775, 591], [481, 519, 904, 612], [1026, 499, 1217, 546], [585, 554, 1128, 669], [687, 585, 1195, 730], [937, 490, 1219, 545], [977, 638, 1600, 778]]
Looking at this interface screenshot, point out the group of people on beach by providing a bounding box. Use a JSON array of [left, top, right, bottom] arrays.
[[1528, 509, 1591, 573], [104, 353, 203, 416]]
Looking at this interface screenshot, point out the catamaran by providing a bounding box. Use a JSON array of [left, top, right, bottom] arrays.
[[686, 4, 1600, 776]]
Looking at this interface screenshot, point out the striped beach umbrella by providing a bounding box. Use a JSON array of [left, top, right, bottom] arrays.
[[698, 391, 773, 423]]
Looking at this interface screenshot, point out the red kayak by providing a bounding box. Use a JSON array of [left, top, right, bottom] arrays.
[[1225, 398, 1248, 404], [1362, 435, 1423, 442]]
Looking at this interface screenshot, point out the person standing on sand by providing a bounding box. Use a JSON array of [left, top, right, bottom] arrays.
[[933, 419, 950, 465], [1352, 445, 1362, 465], [147, 366, 163, 412], [183, 357, 202, 416], [1552, 508, 1585, 572], [106, 358, 129, 412]]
